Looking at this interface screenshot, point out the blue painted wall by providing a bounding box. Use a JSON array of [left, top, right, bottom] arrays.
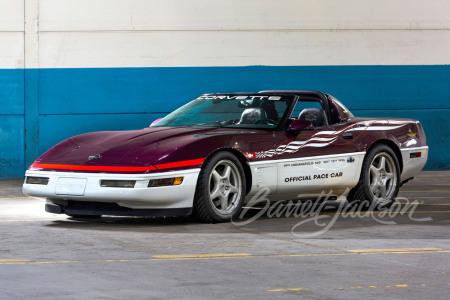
[[0, 69, 25, 179], [0, 65, 449, 178]]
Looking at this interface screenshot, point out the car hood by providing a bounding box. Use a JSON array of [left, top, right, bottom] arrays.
[[35, 126, 248, 168]]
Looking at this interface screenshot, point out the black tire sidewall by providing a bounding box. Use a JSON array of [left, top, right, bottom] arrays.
[[195, 151, 246, 222], [361, 145, 401, 207]]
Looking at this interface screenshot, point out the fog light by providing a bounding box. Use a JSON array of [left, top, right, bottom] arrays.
[[100, 180, 136, 188], [148, 177, 183, 187], [26, 176, 49, 185]]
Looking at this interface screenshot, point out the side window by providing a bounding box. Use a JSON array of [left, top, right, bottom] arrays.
[[274, 101, 288, 115], [291, 100, 327, 128]]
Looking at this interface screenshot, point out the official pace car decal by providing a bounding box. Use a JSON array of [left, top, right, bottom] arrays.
[[284, 172, 343, 182], [244, 120, 408, 159]]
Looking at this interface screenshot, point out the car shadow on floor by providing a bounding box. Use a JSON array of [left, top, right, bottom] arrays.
[[43, 199, 448, 238]]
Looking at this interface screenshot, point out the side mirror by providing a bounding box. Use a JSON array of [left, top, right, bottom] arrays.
[[287, 119, 314, 132]]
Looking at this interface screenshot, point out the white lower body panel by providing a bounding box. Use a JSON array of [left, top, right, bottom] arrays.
[[23, 169, 201, 210], [400, 146, 429, 182], [247, 152, 365, 201]]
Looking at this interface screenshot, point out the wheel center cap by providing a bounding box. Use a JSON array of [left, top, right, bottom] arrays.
[[220, 184, 229, 195]]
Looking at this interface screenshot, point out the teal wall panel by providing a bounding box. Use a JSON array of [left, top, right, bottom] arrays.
[[0, 65, 449, 178], [0, 69, 24, 114], [0, 115, 24, 178], [38, 66, 450, 115], [0, 69, 24, 178]]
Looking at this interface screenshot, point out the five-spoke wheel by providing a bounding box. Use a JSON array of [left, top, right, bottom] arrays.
[[368, 152, 397, 200], [194, 152, 246, 222], [348, 144, 400, 209], [208, 160, 242, 215]]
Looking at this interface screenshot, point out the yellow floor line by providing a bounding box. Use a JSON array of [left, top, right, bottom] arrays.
[[268, 282, 444, 292], [0, 259, 29, 262], [269, 287, 311, 292], [271, 250, 450, 258], [347, 248, 441, 253], [1, 249, 449, 266], [154, 253, 252, 259]]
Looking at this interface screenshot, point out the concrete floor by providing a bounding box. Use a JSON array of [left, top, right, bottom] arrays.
[[0, 171, 449, 299]]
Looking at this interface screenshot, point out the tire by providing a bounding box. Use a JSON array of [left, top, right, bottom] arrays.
[[347, 144, 400, 209], [193, 152, 246, 223]]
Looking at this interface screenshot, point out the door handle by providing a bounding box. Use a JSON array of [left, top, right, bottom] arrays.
[[342, 132, 353, 139]]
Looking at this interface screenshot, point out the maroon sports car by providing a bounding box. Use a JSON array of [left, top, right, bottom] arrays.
[[23, 90, 428, 222]]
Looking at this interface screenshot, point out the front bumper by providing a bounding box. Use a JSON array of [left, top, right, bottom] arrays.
[[23, 169, 201, 211]]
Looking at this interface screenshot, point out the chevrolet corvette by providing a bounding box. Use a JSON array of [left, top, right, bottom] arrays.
[[23, 90, 428, 222]]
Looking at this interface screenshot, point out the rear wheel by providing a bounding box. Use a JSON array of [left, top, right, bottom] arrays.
[[193, 152, 246, 223], [347, 144, 400, 209]]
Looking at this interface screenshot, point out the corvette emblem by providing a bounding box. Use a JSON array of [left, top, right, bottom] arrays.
[[88, 154, 102, 160], [407, 129, 416, 138]]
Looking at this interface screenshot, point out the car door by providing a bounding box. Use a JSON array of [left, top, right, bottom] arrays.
[[273, 98, 364, 198]]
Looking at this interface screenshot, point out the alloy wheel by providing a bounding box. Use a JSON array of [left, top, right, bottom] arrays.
[[368, 152, 397, 200], [208, 160, 242, 215]]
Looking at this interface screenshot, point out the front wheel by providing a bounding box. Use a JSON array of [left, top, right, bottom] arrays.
[[347, 144, 400, 209], [193, 152, 246, 223]]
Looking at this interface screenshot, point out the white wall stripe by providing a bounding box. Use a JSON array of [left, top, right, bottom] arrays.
[[0, 0, 23, 32], [0, 33, 24, 69], [1, 1, 450, 69], [38, 30, 450, 68], [39, 0, 450, 31], [25, 0, 39, 69]]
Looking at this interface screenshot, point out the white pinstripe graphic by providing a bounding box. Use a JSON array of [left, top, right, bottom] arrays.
[[245, 120, 409, 159]]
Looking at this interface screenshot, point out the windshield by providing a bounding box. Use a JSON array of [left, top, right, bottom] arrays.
[[153, 95, 292, 129]]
